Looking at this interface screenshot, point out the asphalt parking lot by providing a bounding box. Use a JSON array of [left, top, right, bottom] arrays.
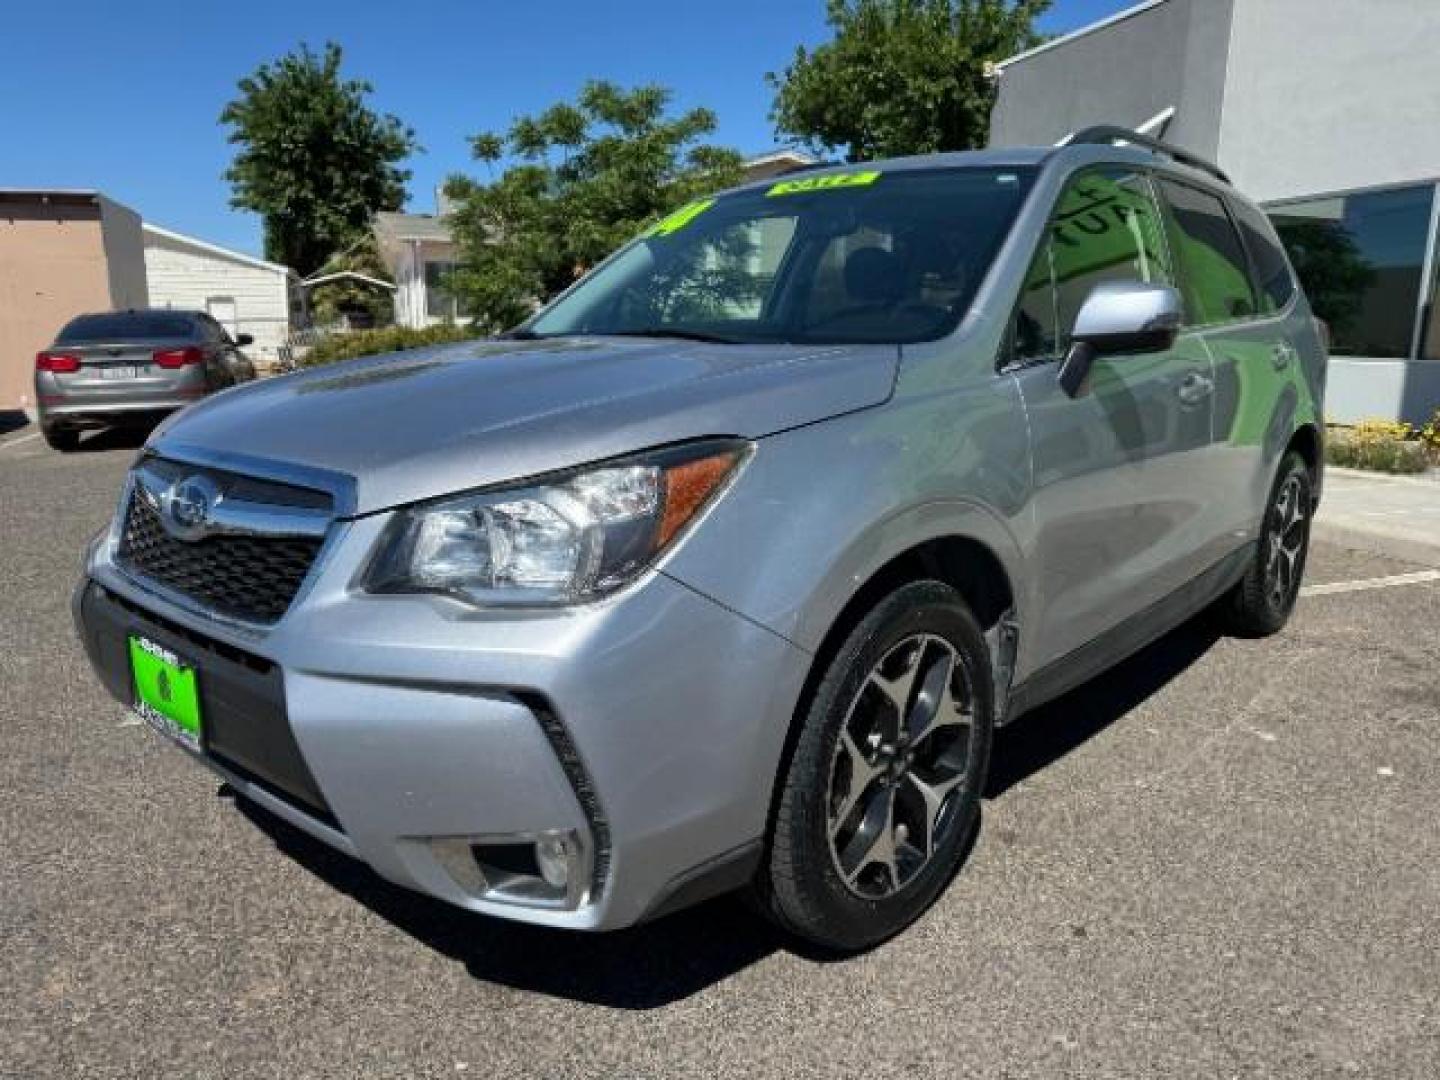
[[3, 427, 1438, 1079]]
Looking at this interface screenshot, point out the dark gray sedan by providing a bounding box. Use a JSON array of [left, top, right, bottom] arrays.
[[35, 309, 256, 451]]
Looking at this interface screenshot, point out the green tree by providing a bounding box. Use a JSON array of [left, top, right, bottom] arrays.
[[221, 42, 417, 274], [444, 82, 743, 331], [770, 0, 1050, 161]]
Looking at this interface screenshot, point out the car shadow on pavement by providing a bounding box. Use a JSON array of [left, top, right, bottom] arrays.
[[234, 797, 785, 1009], [73, 425, 156, 454], [0, 409, 29, 436], [230, 611, 1221, 1008], [986, 613, 1223, 796]]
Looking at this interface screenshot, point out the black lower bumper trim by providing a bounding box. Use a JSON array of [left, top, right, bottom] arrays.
[[76, 580, 338, 828]]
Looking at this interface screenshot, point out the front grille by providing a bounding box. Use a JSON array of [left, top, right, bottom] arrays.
[[117, 488, 324, 624]]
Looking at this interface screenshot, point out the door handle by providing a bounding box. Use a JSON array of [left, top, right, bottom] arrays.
[[1176, 371, 1214, 406], [1271, 342, 1296, 370]]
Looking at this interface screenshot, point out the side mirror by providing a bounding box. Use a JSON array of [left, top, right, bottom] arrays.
[[235, 333, 255, 347], [1058, 281, 1183, 397]]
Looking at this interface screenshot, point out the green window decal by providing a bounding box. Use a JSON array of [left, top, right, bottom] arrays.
[[644, 199, 717, 238], [767, 171, 881, 197]]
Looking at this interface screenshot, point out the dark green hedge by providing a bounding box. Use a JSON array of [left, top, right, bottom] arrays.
[[300, 324, 479, 367]]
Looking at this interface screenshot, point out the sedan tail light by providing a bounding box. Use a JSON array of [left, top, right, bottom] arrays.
[[153, 345, 205, 369], [36, 351, 82, 374]]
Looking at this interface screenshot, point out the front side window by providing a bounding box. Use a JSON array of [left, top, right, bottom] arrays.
[[527, 167, 1037, 345], [1157, 178, 1257, 327], [1013, 166, 1174, 361], [1269, 184, 1434, 359]]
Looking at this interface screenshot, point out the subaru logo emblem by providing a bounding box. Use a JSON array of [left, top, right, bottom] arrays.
[[160, 474, 222, 543]]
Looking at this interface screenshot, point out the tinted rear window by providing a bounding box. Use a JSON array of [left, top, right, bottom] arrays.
[[1157, 178, 1258, 326], [1232, 200, 1296, 314], [57, 312, 194, 343]]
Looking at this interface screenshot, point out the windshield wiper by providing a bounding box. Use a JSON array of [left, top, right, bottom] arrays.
[[596, 328, 743, 345]]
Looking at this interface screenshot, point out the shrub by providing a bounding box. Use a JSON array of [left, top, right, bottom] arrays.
[[1325, 419, 1431, 474], [299, 323, 479, 367], [1422, 408, 1440, 452]]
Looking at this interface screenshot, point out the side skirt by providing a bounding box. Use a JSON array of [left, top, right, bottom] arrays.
[[1004, 544, 1251, 723]]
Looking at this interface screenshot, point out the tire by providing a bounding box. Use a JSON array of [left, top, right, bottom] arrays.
[[1219, 451, 1313, 638], [757, 581, 995, 952], [42, 426, 80, 453]]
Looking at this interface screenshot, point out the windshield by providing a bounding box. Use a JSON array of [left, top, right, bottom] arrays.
[[57, 312, 194, 343], [526, 167, 1037, 345]]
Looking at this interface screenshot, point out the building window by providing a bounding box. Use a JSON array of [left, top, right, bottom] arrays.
[[1269, 184, 1435, 359], [424, 260, 472, 321]]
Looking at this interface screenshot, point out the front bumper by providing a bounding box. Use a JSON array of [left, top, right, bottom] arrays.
[[74, 515, 808, 930]]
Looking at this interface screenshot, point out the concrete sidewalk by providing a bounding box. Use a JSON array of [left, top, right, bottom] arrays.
[[1314, 466, 1440, 567]]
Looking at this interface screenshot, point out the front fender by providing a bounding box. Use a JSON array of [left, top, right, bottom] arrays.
[[660, 386, 1032, 660]]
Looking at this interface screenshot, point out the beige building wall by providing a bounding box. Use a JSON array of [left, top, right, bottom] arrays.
[[0, 193, 148, 411]]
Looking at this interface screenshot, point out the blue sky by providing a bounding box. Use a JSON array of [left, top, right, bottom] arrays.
[[0, 0, 1129, 258]]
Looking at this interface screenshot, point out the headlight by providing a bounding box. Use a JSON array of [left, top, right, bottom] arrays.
[[364, 440, 750, 607]]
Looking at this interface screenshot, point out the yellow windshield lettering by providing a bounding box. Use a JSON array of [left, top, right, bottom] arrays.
[[644, 199, 716, 238], [767, 171, 882, 197]]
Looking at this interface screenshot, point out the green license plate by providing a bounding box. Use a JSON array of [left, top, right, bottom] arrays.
[[129, 635, 202, 747]]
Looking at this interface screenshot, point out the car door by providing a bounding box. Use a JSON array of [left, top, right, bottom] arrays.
[[1167, 185, 1317, 545], [1007, 165, 1221, 671]]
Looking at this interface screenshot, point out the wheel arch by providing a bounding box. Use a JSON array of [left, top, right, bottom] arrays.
[[1286, 422, 1323, 505], [761, 527, 1021, 857]]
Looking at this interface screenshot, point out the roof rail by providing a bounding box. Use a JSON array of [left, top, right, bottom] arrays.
[[1066, 125, 1231, 185]]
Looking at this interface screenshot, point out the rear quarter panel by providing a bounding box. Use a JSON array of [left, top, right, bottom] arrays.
[[1202, 294, 1325, 538]]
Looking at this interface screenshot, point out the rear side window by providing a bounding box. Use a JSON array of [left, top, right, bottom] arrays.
[[1232, 200, 1296, 314], [198, 315, 230, 343], [1013, 166, 1174, 360], [57, 312, 194, 343], [1157, 179, 1258, 326]]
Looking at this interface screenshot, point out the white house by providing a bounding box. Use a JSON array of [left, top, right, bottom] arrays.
[[372, 210, 468, 329], [142, 223, 302, 367]]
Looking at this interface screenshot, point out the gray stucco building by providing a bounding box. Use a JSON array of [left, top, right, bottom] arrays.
[[990, 0, 1440, 425]]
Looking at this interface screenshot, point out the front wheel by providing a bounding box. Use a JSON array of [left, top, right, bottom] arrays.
[[1220, 451, 1313, 637], [756, 581, 995, 952]]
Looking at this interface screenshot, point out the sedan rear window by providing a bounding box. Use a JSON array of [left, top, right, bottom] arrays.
[[57, 312, 194, 343]]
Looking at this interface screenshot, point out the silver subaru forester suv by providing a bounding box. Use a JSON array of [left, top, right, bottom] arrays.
[[75, 129, 1325, 951]]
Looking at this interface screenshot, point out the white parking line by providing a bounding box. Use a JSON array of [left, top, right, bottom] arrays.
[[0, 431, 40, 451], [1302, 570, 1440, 597]]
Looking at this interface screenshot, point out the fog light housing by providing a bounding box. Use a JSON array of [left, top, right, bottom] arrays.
[[431, 829, 590, 911], [535, 833, 572, 889]]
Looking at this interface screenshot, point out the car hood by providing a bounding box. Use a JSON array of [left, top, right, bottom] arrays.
[[149, 336, 898, 514]]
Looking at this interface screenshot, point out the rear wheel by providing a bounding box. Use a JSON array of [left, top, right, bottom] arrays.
[[41, 426, 80, 453], [1220, 451, 1313, 637], [757, 581, 994, 952]]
